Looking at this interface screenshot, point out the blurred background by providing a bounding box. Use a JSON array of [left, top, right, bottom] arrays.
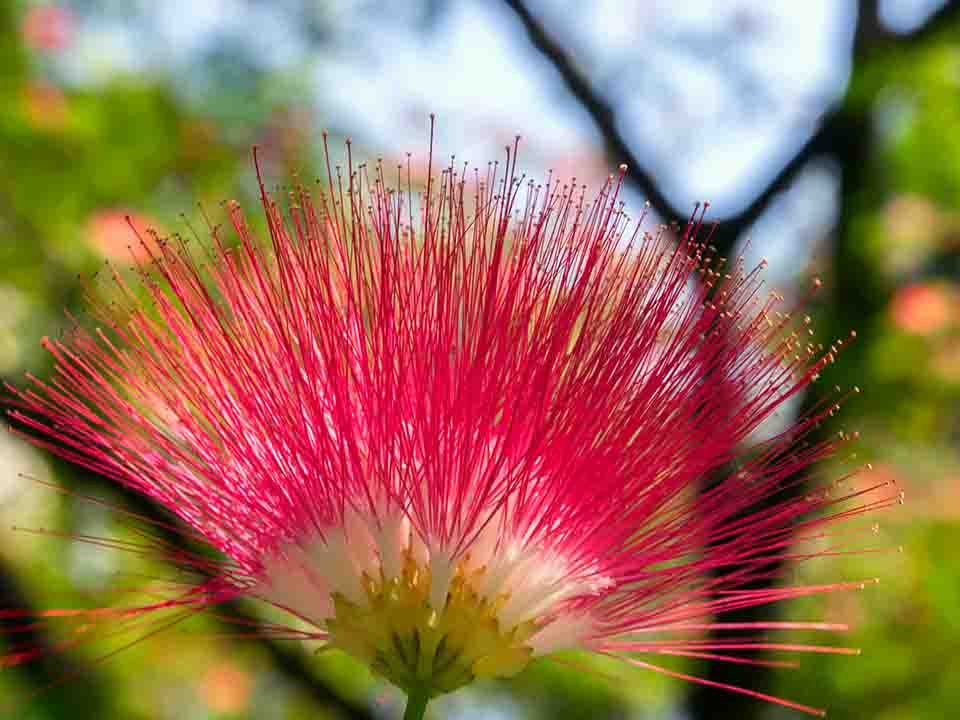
[[0, 0, 958, 718]]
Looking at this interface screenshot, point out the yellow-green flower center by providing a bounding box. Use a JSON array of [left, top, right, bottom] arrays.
[[325, 550, 539, 697]]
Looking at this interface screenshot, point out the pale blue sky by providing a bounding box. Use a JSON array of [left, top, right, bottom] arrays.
[[52, 0, 946, 284]]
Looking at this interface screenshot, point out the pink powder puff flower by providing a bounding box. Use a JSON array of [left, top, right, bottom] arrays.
[[4, 128, 894, 719]]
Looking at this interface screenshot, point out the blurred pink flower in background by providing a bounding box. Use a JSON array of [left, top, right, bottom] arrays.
[[21, 5, 74, 52], [85, 209, 163, 263], [890, 282, 954, 336], [198, 660, 253, 715]]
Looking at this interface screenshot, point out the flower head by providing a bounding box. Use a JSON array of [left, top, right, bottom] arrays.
[[4, 129, 892, 717]]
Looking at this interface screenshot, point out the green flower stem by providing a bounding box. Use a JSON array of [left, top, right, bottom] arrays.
[[402, 687, 430, 720]]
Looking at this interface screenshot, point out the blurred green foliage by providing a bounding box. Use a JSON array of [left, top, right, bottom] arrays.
[[773, 22, 960, 720]]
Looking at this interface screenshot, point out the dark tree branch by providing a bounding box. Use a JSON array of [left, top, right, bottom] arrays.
[[503, 0, 960, 258], [502, 0, 838, 257], [502, 0, 675, 222]]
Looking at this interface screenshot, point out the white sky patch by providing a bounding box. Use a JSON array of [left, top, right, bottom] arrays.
[[737, 160, 840, 288], [313, 0, 595, 169], [880, 0, 950, 34], [595, 0, 857, 217]]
